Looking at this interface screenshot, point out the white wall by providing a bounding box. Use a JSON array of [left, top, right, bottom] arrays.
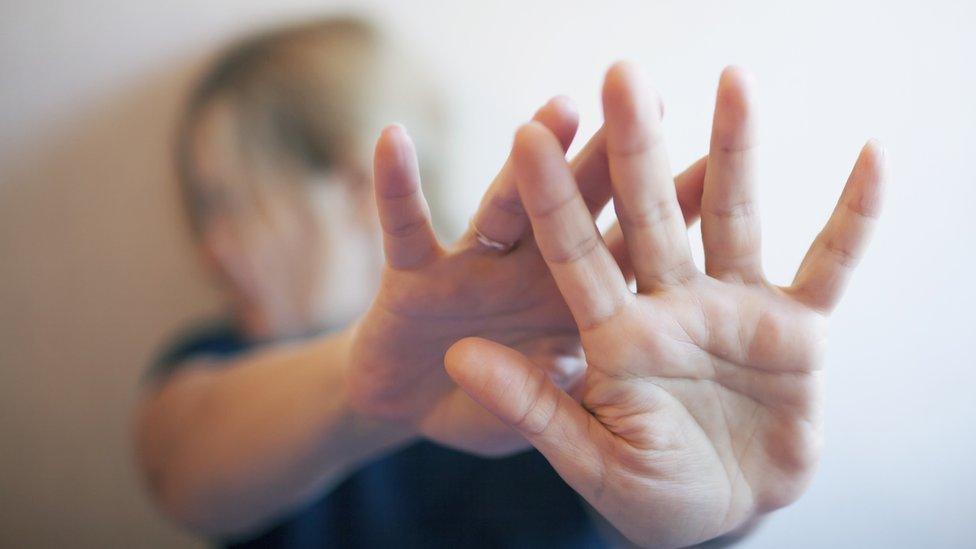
[[1, 1, 973, 547]]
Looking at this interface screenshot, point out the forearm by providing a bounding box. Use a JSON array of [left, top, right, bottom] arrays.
[[135, 325, 415, 537]]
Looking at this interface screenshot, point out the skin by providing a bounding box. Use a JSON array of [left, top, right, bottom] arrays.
[[136, 92, 707, 535], [137, 61, 884, 545], [347, 100, 709, 456], [445, 63, 887, 548]]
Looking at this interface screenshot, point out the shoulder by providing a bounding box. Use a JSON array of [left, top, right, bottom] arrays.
[[146, 318, 249, 383]]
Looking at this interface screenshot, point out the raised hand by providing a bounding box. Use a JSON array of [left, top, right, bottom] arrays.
[[346, 97, 708, 455], [446, 63, 886, 547]]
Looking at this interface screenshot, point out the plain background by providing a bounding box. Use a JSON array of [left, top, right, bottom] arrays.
[[1, 1, 973, 547]]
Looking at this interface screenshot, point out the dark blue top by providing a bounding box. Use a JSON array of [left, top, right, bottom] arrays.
[[151, 321, 605, 549]]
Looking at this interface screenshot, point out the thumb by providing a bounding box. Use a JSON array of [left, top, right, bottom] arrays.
[[445, 337, 608, 500]]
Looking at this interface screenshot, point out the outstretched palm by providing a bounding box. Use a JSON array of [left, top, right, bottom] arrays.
[[346, 99, 707, 455], [447, 63, 885, 547]]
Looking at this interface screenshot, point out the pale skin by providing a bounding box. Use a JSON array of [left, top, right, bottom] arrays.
[[445, 63, 886, 547], [348, 107, 709, 456], [136, 62, 885, 546], [137, 91, 708, 535]]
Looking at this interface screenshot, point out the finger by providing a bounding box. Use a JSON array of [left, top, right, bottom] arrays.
[[675, 154, 709, 224], [445, 337, 609, 502], [514, 122, 632, 330], [468, 96, 579, 250], [790, 140, 887, 312], [605, 154, 709, 282], [469, 109, 686, 253], [417, 387, 528, 457], [571, 127, 613, 216], [577, 133, 708, 221], [603, 223, 632, 281], [603, 61, 696, 291], [701, 66, 764, 282], [373, 125, 442, 269]]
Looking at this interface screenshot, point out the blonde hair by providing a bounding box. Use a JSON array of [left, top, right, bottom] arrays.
[[176, 16, 447, 236]]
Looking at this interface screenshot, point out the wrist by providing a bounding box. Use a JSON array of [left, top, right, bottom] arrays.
[[319, 324, 419, 472]]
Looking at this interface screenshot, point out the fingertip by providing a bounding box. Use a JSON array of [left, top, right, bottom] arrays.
[[444, 337, 481, 380], [717, 66, 754, 107], [602, 62, 664, 152], [547, 94, 577, 114], [854, 139, 888, 184], [603, 61, 636, 106], [603, 60, 630, 97], [513, 121, 558, 158], [603, 60, 663, 122], [385, 122, 409, 137], [862, 139, 887, 167], [847, 139, 887, 218], [719, 65, 756, 90], [515, 119, 546, 138], [512, 121, 570, 187], [538, 95, 579, 123], [535, 95, 580, 150], [375, 123, 420, 187], [511, 121, 580, 221], [605, 59, 642, 88], [377, 123, 406, 148], [712, 66, 757, 149], [445, 336, 518, 382], [444, 338, 533, 416], [376, 124, 401, 157], [718, 67, 752, 111], [378, 122, 417, 157]]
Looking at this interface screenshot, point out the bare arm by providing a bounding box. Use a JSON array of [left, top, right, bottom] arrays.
[[134, 325, 413, 538], [447, 63, 885, 548], [134, 94, 708, 540], [130, 99, 592, 538]]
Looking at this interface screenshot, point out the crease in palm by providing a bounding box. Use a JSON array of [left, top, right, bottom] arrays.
[[344, 60, 884, 547], [347, 96, 706, 456], [439, 63, 885, 547]]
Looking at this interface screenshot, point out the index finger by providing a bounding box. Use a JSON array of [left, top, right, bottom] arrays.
[[513, 122, 632, 331]]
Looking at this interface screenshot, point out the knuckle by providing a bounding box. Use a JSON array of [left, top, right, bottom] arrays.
[[529, 189, 577, 220], [706, 200, 758, 222], [619, 198, 677, 230], [511, 372, 559, 436], [385, 217, 428, 238], [822, 236, 859, 269], [607, 126, 665, 159], [845, 195, 881, 220], [545, 231, 601, 265], [648, 257, 698, 286], [488, 190, 525, 216]]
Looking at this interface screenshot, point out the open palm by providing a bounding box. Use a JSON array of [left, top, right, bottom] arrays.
[[447, 63, 886, 547], [346, 98, 707, 455]]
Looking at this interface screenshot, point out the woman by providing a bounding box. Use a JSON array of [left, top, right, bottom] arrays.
[[140, 17, 614, 547], [136, 16, 886, 549]]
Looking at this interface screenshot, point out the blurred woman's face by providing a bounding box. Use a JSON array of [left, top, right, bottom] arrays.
[[188, 98, 382, 340]]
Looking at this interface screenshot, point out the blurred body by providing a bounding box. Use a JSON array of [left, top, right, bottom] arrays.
[[136, 17, 603, 547], [134, 15, 885, 549]]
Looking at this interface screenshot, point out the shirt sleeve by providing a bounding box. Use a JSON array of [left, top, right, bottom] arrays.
[[144, 319, 247, 384]]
